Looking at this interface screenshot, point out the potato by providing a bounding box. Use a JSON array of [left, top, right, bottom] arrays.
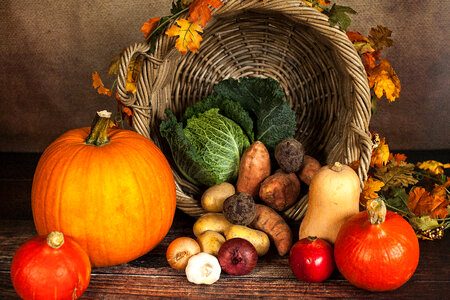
[[201, 182, 235, 212], [297, 155, 321, 185], [259, 169, 301, 211], [193, 213, 232, 237], [224, 225, 270, 256], [196, 230, 226, 256]]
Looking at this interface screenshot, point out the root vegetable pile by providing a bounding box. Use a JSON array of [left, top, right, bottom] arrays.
[[166, 138, 329, 285]]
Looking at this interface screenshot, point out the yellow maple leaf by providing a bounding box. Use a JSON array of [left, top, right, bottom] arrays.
[[166, 19, 203, 54], [371, 137, 390, 168], [92, 72, 112, 96], [141, 17, 160, 39], [360, 177, 385, 206], [368, 58, 401, 102], [126, 58, 142, 94], [368, 25, 393, 51], [417, 160, 450, 176]]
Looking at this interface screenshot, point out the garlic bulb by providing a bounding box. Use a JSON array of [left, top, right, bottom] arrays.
[[185, 252, 221, 285]]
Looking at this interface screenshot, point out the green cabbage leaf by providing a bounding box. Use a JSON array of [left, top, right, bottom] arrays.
[[160, 108, 250, 187]]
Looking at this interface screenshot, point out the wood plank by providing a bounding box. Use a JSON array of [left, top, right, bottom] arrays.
[[1, 220, 449, 299]]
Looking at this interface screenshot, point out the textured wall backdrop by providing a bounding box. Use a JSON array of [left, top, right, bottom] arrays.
[[0, 0, 448, 152]]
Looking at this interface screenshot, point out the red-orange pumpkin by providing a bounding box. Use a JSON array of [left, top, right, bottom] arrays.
[[11, 231, 91, 300], [32, 111, 177, 267]]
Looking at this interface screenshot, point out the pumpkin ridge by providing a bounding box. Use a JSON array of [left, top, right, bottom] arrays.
[[113, 145, 150, 258], [55, 144, 88, 237]]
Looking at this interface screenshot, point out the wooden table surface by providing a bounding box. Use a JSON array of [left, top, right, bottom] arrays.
[[1, 152, 449, 299]]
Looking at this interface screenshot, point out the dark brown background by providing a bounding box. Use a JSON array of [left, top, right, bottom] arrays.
[[1, 0, 448, 152]]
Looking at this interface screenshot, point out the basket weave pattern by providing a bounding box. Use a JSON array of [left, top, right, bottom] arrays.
[[116, 0, 372, 221]]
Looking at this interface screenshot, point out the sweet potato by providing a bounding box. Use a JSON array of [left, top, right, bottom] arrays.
[[259, 169, 300, 211], [297, 155, 321, 185], [250, 204, 293, 256], [236, 141, 271, 199]]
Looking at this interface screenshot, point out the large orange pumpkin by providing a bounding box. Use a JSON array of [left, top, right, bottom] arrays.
[[31, 111, 177, 267]]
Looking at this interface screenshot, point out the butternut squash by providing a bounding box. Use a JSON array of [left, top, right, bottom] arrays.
[[299, 162, 361, 244]]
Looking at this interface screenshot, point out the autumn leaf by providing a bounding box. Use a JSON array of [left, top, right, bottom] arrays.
[[408, 186, 449, 219], [432, 178, 450, 199], [141, 17, 161, 39], [368, 25, 393, 51], [188, 0, 223, 27], [388, 153, 408, 166], [363, 50, 380, 71], [371, 136, 390, 168], [92, 72, 112, 96], [302, 0, 331, 12], [385, 188, 411, 215], [166, 19, 203, 54], [368, 58, 401, 102], [417, 160, 450, 176], [409, 215, 441, 232], [360, 177, 385, 206], [325, 4, 357, 31], [408, 187, 432, 217], [126, 57, 142, 94], [346, 30, 367, 43], [375, 162, 418, 190], [349, 160, 360, 172]]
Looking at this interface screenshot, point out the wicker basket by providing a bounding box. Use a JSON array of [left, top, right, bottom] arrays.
[[115, 0, 372, 221]]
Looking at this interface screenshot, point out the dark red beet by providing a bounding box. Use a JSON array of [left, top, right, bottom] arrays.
[[218, 238, 258, 275]]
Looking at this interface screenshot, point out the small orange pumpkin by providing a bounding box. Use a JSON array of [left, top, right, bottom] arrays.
[[32, 110, 177, 267]]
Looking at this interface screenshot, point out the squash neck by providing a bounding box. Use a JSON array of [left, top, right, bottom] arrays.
[[366, 198, 386, 225], [330, 162, 343, 172], [85, 110, 112, 146]]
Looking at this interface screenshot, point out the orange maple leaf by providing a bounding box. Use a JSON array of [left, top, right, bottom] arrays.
[[166, 19, 203, 54], [408, 187, 432, 217], [188, 0, 224, 27], [346, 30, 368, 43], [389, 153, 407, 166], [92, 72, 112, 96], [141, 17, 161, 39], [430, 180, 450, 219], [368, 58, 401, 102], [371, 136, 390, 168], [409, 185, 450, 219], [363, 50, 380, 72], [360, 176, 385, 206]]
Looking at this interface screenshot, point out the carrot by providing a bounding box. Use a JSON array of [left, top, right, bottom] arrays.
[[259, 169, 300, 211], [250, 204, 293, 256], [236, 141, 271, 199], [297, 155, 321, 185]]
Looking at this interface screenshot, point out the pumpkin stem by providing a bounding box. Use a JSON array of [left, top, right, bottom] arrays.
[[85, 110, 112, 146], [47, 231, 65, 249], [366, 198, 387, 225], [330, 162, 343, 172]]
